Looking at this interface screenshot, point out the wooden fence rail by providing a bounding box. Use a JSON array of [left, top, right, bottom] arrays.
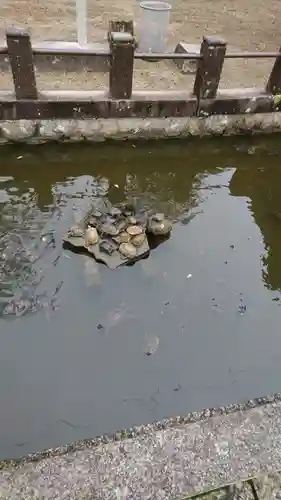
[[2, 44, 281, 60], [1, 22, 281, 120]]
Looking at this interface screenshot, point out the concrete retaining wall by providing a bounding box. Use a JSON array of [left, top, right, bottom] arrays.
[[1, 113, 281, 143]]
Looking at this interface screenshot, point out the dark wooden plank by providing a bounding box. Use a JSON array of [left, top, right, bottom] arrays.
[[6, 28, 37, 99], [109, 32, 135, 99], [0, 100, 109, 120], [198, 89, 276, 116], [266, 47, 281, 94], [0, 93, 198, 120], [193, 36, 226, 100], [1, 89, 278, 121], [110, 95, 197, 118]]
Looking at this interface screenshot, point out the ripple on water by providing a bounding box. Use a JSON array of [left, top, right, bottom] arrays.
[[0, 188, 64, 319]]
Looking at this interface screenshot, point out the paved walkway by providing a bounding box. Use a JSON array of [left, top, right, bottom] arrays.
[[1, 394, 281, 499]]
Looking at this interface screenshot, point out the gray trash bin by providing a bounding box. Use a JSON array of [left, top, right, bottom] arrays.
[[138, 1, 171, 53]]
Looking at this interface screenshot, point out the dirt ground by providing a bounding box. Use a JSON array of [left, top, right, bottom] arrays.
[[0, 0, 280, 91]]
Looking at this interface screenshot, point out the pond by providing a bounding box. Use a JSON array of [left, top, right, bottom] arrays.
[[1, 136, 281, 460]]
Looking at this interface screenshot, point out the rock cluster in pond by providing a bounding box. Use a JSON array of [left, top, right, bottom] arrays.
[[63, 199, 172, 269]]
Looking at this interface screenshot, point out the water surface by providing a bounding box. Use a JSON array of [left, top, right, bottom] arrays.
[[1, 137, 281, 459]]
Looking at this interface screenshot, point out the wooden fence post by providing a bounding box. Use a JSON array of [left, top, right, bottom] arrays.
[[109, 31, 134, 99], [193, 36, 226, 100], [266, 47, 281, 94], [108, 20, 134, 38], [6, 28, 37, 100]]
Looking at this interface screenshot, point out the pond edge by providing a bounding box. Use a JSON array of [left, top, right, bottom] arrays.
[[2, 392, 281, 499], [1, 391, 280, 466], [2, 114, 281, 142]]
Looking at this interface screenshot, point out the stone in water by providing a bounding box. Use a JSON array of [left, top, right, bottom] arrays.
[[126, 225, 143, 237], [119, 242, 137, 259], [85, 227, 99, 246], [131, 233, 146, 247]]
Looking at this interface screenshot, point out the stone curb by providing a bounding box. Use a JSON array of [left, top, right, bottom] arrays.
[[1, 114, 281, 143]]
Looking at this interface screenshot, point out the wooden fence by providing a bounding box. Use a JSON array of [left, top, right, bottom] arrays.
[[1, 21, 281, 120]]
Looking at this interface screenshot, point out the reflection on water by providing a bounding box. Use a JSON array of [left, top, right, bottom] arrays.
[[229, 155, 281, 292], [1, 138, 281, 459]]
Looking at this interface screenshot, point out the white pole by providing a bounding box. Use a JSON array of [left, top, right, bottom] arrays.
[[76, 0, 87, 46]]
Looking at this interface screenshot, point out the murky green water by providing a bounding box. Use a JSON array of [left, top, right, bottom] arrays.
[[1, 137, 281, 460]]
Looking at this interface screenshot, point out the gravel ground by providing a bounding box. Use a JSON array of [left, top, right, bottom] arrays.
[[0, 0, 280, 91]]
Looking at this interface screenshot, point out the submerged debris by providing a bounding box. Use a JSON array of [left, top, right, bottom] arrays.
[[238, 303, 247, 315], [144, 334, 160, 356], [2, 283, 61, 318], [83, 257, 101, 288], [98, 306, 135, 334]]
